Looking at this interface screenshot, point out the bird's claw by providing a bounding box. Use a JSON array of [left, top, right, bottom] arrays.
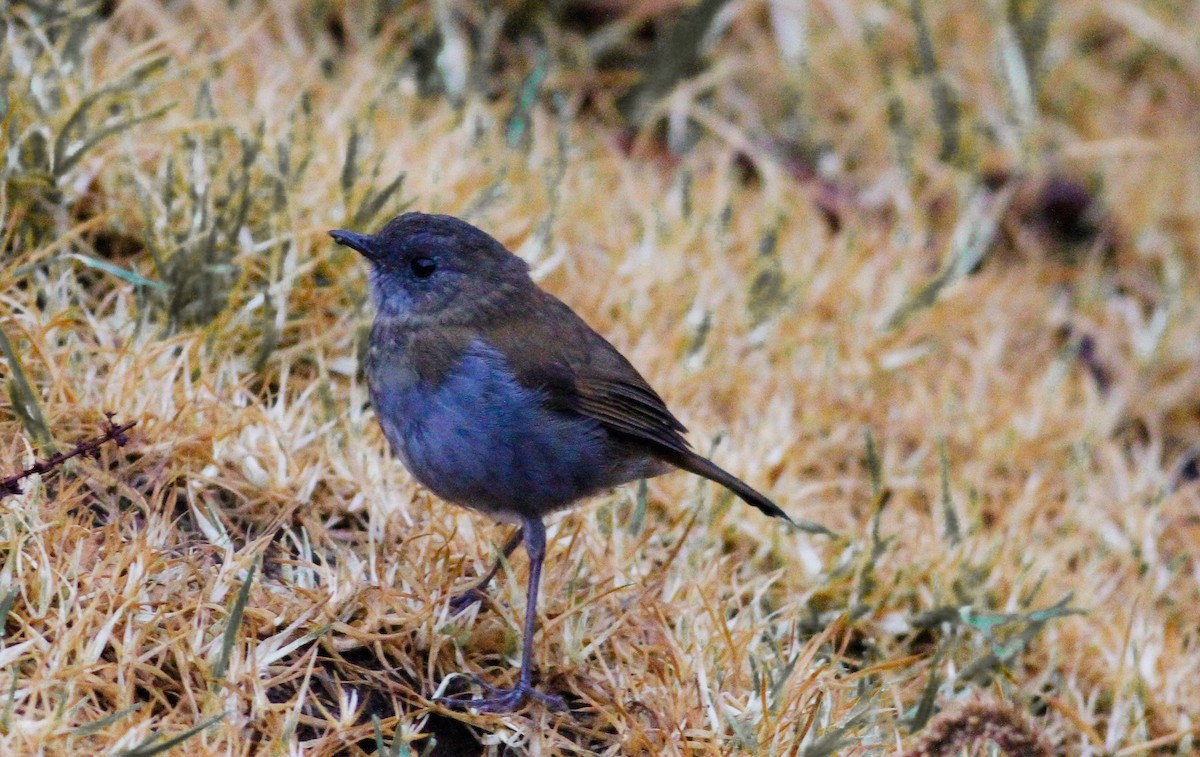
[[435, 676, 566, 714], [447, 587, 488, 615]]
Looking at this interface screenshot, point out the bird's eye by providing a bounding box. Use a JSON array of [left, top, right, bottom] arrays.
[[410, 257, 437, 279]]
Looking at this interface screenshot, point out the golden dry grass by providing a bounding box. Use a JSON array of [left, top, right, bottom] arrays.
[[2, 1, 1199, 755]]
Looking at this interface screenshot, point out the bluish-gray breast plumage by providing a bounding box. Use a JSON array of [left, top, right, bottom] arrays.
[[368, 338, 659, 520]]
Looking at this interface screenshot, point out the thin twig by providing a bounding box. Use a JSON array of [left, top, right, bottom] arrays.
[[0, 414, 136, 498]]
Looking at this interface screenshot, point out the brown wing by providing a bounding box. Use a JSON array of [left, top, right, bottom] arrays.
[[479, 285, 803, 526], [571, 375, 691, 454], [482, 287, 692, 455]]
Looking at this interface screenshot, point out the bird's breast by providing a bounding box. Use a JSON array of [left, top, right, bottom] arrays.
[[367, 337, 630, 519]]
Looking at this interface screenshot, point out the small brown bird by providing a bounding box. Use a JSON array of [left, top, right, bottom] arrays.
[[330, 213, 816, 713]]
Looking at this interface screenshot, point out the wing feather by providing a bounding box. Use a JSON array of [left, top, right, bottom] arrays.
[[572, 377, 692, 453], [483, 289, 693, 455]]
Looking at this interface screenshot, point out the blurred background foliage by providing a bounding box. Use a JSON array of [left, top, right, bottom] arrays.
[[3, 0, 1185, 454]]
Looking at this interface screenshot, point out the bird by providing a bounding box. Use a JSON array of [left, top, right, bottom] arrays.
[[330, 212, 806, 713]]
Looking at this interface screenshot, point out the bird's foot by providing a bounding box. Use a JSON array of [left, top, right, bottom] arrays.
[[447, 587, 489, 615], [435, 676, 566, 714]]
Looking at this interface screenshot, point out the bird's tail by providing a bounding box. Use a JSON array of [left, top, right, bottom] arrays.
[[672, 450, 794, 523]]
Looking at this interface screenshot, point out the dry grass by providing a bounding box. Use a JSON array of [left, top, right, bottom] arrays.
[[2, 1, 1199, 754]]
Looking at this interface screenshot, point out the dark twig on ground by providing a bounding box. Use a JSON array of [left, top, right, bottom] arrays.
[[0, 413, 135, 499]]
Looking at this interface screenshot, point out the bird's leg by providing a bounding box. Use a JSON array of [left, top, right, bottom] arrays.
[[436, 517, 566, 713], [448, 526, 524, 614]]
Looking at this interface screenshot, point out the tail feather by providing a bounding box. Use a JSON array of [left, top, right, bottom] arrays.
[[672, 450, 793, 523]]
